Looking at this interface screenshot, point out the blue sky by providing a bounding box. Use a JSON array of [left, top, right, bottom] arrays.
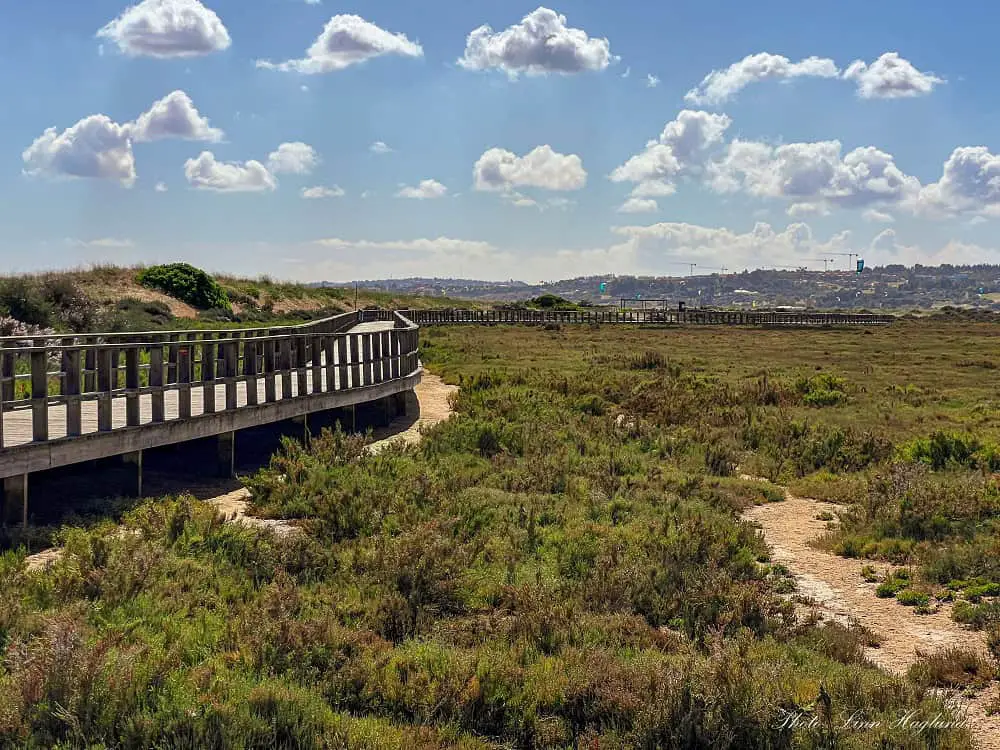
[[3, 0, 1000, 282]]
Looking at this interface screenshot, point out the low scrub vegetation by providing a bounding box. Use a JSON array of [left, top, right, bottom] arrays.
[[3, 316, 999, 746]]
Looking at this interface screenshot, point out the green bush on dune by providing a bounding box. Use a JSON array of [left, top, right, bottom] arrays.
[[138, 263, 231, 311]]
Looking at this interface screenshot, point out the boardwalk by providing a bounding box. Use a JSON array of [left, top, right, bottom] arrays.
[[0, 312, 421, 523]]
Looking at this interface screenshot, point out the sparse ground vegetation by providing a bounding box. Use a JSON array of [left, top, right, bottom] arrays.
[[3, 312, 1000, 746]]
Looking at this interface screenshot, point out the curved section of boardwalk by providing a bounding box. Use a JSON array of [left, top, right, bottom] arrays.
[[0, 310, 421, 524]]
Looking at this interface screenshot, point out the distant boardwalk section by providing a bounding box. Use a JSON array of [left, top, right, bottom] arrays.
[[403, 308, 895, 327], [0, 310, 421, 525]]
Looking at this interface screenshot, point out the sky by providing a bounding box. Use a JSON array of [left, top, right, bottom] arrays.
[[4, 0, 1000, 282]]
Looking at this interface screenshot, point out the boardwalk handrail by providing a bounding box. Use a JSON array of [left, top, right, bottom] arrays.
[[0, 310, 420, 450], [400, 308, 896, 327]]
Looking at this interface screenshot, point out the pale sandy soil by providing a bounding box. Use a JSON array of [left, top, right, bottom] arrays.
[[744, 483, 1000, 749], [24, 373, 458, 571]]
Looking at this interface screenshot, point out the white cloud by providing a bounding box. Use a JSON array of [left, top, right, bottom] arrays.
[[618, 197, 658, 213], [184, 151, 276, 192], [709, 139, 920, 214], [257, 15, 422, 73], [459, 7, 614, 77], [609, 220, 851, 273], [685, 52, 839, 105], [22, 114, 136, 186], [302, 185, 344, 199], [646, 74, 660, 88], [868, 229, 997, 266], [155, 181, 169, 192], [314, 237, 496, 256], [621, 66, 631, 79], [862, 208, 894, 223], [370, 141, 393, 154], [397, 179, 448, 199], [130, 90, 223, 143], [611, 110, 731, 195], [266, 142, 319, 174], [474, 144, 586, 192], [844, 53, 944, 99], [67, 237, 136, 249], [916, 146, 1000, 216], [97, 0, 231, 58]]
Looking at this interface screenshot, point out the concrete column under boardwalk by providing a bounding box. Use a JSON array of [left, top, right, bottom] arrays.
[[122, 450, 143, 498], [2, 473, 28, 528], [218, 431, 236, 479]]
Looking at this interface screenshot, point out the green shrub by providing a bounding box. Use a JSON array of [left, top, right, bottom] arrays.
[[896, 589, 930, 607], [908, 647, 996, 689], [0, 276, 53, 327], [137, 263, 231, 311]]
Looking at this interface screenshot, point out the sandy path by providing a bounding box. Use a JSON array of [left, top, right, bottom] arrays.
[[744, 485, 1000, 749], [24, 374, 458, 571]]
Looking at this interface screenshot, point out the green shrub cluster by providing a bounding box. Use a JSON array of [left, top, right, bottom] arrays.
[[899, 430, 1000, 472], [137, 263, 231, 311], [0, 276, 100, 333]]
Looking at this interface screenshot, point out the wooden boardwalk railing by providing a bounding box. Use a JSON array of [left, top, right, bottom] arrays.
[[0, 309, 420, 458], [402, 308, 895, 327]]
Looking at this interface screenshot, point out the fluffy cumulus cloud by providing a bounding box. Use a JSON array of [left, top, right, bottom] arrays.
[[685, 52, 839, 105], [97, 0, 231, 58], [474, 145, 587, 192], [130, 90, 223, 143], [266, 142, 319, 175], [397, 179, 448, 199], [184, 151, 276, 192], [23, 115, 136, 186], [868, 228, 999, 266], [257, 15, 422, 73], [23, 90, 225, 186], [917, 147, 1000, 216], [844, 53, 944, 99], [459, 7, 614, 77], [618, 197, 658, 214], [611, 110, 732, 199], [302, 185, 344, 199], [608, 220, 852, 273], [370, 141, 393, 154], [709, 139, 920, 214]]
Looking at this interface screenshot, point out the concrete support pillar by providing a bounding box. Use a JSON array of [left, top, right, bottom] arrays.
[[123, 450, 143, 497], [3, 473, 28, 528], [218, 431, 236, 478], [394, 391, 409, 418], [293, 413, 310, 444]]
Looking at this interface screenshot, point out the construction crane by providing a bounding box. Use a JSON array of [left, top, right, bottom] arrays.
[[666, 261, 698, 277], [699, 265, 729, 276], [802, 258, 835, 272], [828, 252, 860, 271]]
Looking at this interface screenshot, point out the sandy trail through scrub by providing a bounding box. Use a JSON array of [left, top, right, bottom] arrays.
[[24, 373, 457, 570], [744, 484, 1000, 749]]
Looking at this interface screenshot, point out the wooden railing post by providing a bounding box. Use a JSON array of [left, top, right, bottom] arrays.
[[223, 338, 238, 411], [296, 336, 309, 396], [372, 333, 384, 384], [361, 334, 372, 386], [311, 335, 324, 394], [176, 340, 192, 419], [279, 338, 293, 399], [97, 347, 113, 432], [63, 344, 82, 438], [31, 349, 48, 442], [150, 340, 165, 423], [336, 336, 348, 391], [125, 347, 140, 427], [350, 335, 362, 389], [324, 335, 336, 393], [264, 338, 277, 403], [244, 335, 259, 407], [202, 341, 217, 414]]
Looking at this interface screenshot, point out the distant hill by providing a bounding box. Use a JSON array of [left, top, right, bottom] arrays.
[[344, 265, 1000, 312]]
